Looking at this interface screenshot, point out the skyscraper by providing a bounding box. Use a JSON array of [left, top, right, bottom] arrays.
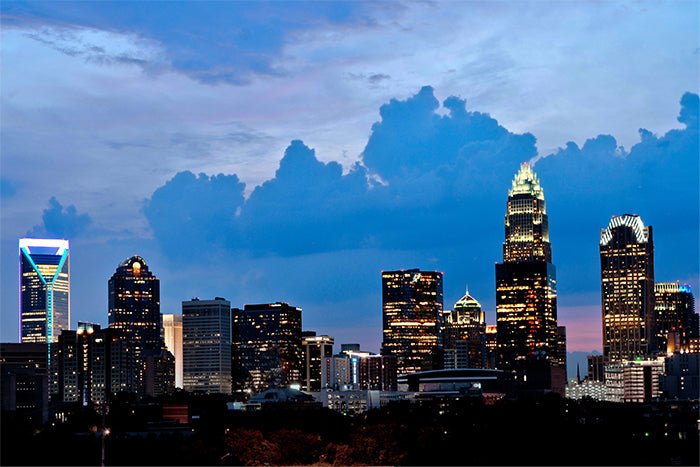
[[301, 332, 334, 392], [495, 164, 560, 377], [19, 238, 70, 344], [108, 256, 160, 391], [442, 289, 487, 369], [654, 282, 697, 353], [232, 302, 302, 393], [600, 214, 655, 362], [182, 298, 232, 394], [381, 269, 443, 375], [162, 314, 183, 388]]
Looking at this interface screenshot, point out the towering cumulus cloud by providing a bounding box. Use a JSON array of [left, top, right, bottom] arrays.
[[29, 197, 93, 238], [143, 88, 699, 311]]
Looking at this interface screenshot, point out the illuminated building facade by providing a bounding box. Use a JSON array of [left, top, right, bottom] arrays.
[[182, 298, 232, 394], [322, 355, 352, 390], [19, 238, 70, 344], [485, 325, 497, 369], [53, 323, 136, 407], [604, 358, 664, 403], [232, 302, 302, 394], [162, 314, 183, 388], [654, 282, 697, 353], [442, 290, 486, 369], [495, 164, 561, 382], [565, 380, 607, 401], [302, 332, 334, 392], [381, 269, 443, 376], [108, 255, 161, 392], [600, 214, 655, 362]]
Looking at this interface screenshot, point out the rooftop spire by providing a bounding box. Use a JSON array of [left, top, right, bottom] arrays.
[[509, 162, 544, 200]]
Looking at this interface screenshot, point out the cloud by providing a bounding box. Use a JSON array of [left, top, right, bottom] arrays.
[[28, 197, 92, 238], [143, 172, 245, 257]]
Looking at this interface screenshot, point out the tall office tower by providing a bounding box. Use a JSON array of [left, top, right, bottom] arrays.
[[19, 238, 70, 344], [108, 255, 161, 391], [442, 289, 486, 369], [302, 332, 334, 392], [654, 282, 697, 353], [162, 314, 184, 388], [495, 164, 560, 378], [182, 298, 232, 394], [484, 325, 497, 369], [381, 269, 443, 376], [232, 302, 302, 394], [556, 326, 567, 378], [600, 214, 655, 362]]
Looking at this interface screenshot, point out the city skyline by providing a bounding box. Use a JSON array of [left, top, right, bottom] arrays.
[[1, 2, 698, 356]]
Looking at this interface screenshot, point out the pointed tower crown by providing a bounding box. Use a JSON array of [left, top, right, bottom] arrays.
[[509, 162, 544, 200]]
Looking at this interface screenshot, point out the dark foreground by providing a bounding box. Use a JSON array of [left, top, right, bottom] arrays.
[[2, 394, 698, 466]]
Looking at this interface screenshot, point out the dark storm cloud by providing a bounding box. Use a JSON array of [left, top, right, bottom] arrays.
[[142, 87, 699, 320], [28, 197, 92, 238]]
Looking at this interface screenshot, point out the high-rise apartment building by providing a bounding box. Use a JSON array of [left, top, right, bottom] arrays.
[[162, 314, 184, 388], [232, 302, 302, 393], [182, 298, 232, 394], [600, 214, 655, 362], [108, 256, 161, 391], [19, 238, 70, 344], [302, 332, 334, 392], [654, 282, 697, 353], [495, 164, 561, 381], [381, 269, 443, 375], [442, 290, 486, 369]]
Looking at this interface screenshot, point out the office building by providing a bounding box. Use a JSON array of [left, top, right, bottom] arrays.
[[442, 289, 486, 369], [302, 332, 334, 392], [565, 380, 607, 401], [182, 298, 232, 394], [654, 282, 697, 353], [53, 323, 136, 407], [600, 214, 655, 361], [485, 325, 497, 369], [162, 314, 184, 388], [381, 269, 443, 375], [495, 163, 561, 386], [19, 238, 70, 344], [0, 343, 48, 426], [322, 355, 353, 390], [604, 358, 664, 403], [108, 255, 161, 392], [556, 326, 567, 378], [232, 302, 302, 393], [587, 355, 606, 382], [660, 352, 699, 400]]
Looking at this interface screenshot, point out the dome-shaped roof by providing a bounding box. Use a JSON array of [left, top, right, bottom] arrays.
[[118, 255, 148, 269]]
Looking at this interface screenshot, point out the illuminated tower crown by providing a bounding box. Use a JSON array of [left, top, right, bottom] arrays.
[[503, 162, 551, 263]]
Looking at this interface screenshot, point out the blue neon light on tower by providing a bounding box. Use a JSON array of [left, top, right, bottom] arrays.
[[19, 238, 70, 343]]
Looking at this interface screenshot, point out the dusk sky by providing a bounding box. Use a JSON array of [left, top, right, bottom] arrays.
[[1, 1, 698, 360]]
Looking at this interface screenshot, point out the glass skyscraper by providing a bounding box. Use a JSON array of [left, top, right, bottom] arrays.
[[108, 255, 161, 391], [182, 298, 232, 394], [232, 302, 303, 393], [600, 214, 655, 362], [495, 164, 561, 381], [19, 238, 70, 344], [654, 282, 697, 353], [381, 269, 443, 376]]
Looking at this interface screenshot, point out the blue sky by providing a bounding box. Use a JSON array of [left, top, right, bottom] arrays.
[[1, 1, 698, 359]]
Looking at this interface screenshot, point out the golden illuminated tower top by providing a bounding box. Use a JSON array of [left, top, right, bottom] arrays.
[[502, 162, 552, 263]]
